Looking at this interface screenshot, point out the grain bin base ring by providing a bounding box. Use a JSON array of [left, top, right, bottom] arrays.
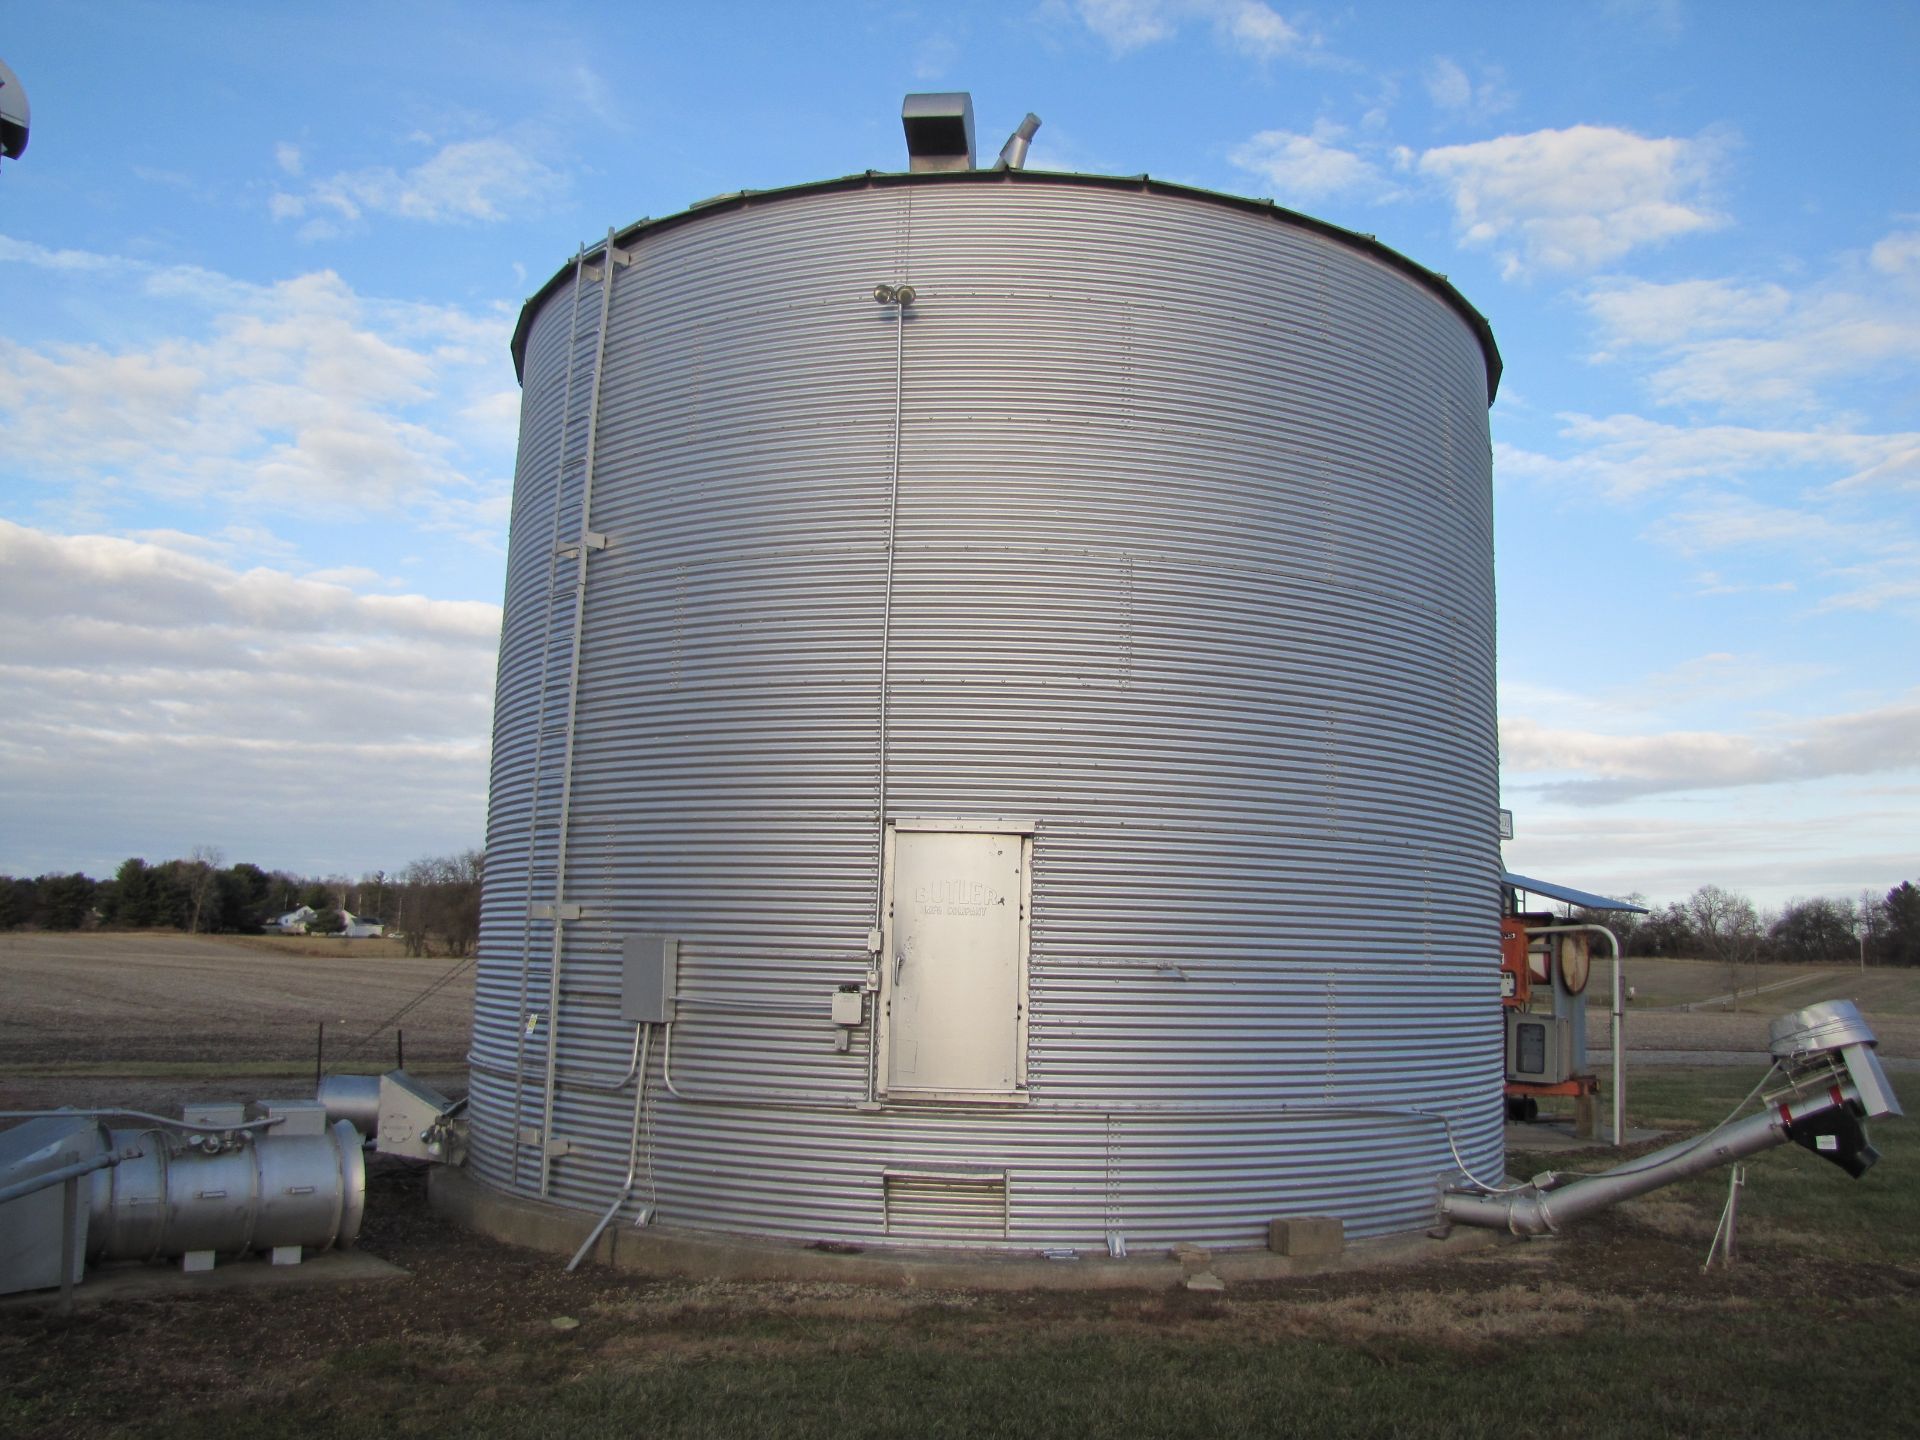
[[428, 1165, 1495, 1290]]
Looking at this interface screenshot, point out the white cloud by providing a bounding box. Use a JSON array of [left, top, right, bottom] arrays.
[[0, 521, 497, 875], [1217, 0, 1300, 60], [1426, 57, 1472, 110], [270, 136, 562, 235], [275, 142, 303, 177], [1495, 414, 1920, 500], [1072, 0, 1307, 60], [1581, 253, 1920, 415], [1584, 277, 1793, 350], [1499, 418, 1920, 614], [0, 244, 513, 539], [1229, 122, 1379, 200], [1870, 228, 1920, 276], [1424, 56, 1514, 118], [1501, 696, 1920, 804], [1419, 125, 1725, 277]]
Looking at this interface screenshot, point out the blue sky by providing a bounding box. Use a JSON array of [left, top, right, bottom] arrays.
[[1, 1, 1914, 909]]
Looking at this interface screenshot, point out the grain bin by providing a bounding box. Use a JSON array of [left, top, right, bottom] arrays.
[[465, 99, 1505, 1256]]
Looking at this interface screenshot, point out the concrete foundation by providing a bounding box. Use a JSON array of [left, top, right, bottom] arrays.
[[430, 1165, 1497, 1290]]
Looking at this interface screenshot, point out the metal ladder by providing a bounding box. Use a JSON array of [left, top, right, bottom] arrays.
[[509, 229, 629, 1194]]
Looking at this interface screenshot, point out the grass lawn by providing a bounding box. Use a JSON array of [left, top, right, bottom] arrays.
[[4, 1067, 1915, 1439]]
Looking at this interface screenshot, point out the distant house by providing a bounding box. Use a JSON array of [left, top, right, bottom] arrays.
[[271, 905, 385, 938], [273, 905, 317, 934]]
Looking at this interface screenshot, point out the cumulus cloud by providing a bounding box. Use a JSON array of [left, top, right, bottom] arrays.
[[1424, 56, 1514, 118], [1581, 250, 1920, 415], [270, 136, 562, 237], [1500, 698, 1920, 805], [1072, 0, 1308, 60], [1229, 122, 1381, 200], [0, 521, 498, 875], [1418, 125, 1725, 277], [1870, 228, 1920, 276], [0, 243, 513, 538], [1499, 418, 1920, 614], [1495, 414, 1920, 500]]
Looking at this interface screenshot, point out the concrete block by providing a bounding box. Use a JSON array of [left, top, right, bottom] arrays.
[[1171, 1243, 1210, 1271], [1268, 1216, 1344, 1257], [1184, 1271, 1226, 1292]]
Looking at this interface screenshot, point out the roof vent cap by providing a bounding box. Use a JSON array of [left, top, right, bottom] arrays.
[[901, 92, 974, 173]]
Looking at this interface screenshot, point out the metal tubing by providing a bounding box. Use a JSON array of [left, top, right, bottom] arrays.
[[0, 1109, 281, 1134], [540, 227, 622, 1199], [559, 1023, 648, 1094], [566, 1026, 654, 1271], [0, 1146, 136, 1206], [870, 286, 907, 943], [1442, 1083, 1861, 1235], [1524, 923, 1625, 1146]]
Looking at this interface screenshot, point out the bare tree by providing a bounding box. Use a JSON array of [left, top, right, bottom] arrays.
[[184, 844, 224, 935], [1686, 884, 1763, 1010], [396, 850, 484, 957]]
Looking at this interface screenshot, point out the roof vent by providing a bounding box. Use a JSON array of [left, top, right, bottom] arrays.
[[901, 92, 975, 173]]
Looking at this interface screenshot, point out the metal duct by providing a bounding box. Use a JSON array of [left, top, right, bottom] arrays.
[[316, 1074, 381, 1133], [87, 1113, 365, 1263], [902, 92, 975, 171], [995, 113, 1040, 170]]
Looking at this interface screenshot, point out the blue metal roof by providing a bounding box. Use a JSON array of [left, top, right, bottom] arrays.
[[1502, 871, 1648, 914]]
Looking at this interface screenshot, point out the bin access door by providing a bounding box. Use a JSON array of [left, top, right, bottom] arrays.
[[881, 824, 1029, 1099]]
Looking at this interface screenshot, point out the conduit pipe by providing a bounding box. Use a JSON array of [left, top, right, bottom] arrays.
[[566, 1025, 655, 1271], [0, 1146, 139, 1206]]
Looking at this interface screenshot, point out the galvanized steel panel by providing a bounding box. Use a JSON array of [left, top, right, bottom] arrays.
[[470, 175, 1503, 1251]]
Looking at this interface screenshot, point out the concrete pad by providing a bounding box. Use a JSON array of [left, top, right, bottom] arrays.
[[431, 1164, 1497, 1291], [0, 1248, 406, 1312]]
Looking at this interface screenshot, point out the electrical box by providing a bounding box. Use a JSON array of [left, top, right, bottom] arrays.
[[1506, 1012, 1572, 1084], [832, 987, 863, 1026], [621, 934, 678, 1024]]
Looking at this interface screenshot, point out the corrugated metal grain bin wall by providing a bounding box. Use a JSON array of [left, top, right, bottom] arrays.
[[467, 170, 1505, 1251]]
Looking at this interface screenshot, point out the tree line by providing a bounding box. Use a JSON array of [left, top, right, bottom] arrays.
[[1567, 881, 1920, 968], [0, 847, 484, 957]]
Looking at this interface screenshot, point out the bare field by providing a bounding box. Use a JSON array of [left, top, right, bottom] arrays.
[[1580, 957, 1920, 1059], [1592, 956, 1920, 1015], [0, 931, 472, 1071]]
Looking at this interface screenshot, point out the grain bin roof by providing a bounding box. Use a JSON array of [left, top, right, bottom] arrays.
[[509, 167, 1502, 403]]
